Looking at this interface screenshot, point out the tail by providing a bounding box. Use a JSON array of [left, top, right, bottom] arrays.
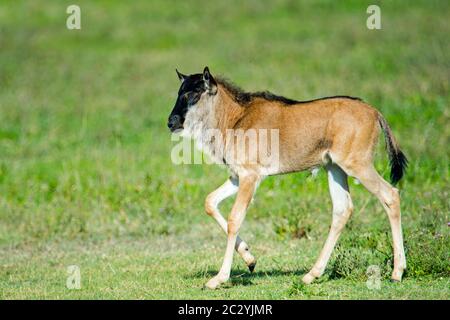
[[378, 113, 408, 185]]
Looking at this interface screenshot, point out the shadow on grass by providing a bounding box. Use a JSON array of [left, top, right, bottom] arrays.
[[187, 267, 310, 287]]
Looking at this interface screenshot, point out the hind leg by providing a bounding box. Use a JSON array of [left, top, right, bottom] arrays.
[[342, 163, 406, 281], [302, 163, 353, 284]]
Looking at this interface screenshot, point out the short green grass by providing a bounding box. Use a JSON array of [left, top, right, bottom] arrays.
[[0, 0, 449, 299]]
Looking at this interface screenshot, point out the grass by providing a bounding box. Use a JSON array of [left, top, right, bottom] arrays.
[[0, 0, 449, 299]]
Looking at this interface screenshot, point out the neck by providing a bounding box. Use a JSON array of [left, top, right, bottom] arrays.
[[213, 85, 245, 133], [183, 85, 245, 166]]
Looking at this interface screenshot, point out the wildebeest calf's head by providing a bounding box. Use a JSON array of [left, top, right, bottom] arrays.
[[167, 66, 217, 133]]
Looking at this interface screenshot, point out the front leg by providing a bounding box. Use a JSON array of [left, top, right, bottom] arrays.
[[205, 177, 257, 270], [205, 173, 259, 289]]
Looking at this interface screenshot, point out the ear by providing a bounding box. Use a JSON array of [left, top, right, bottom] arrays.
[[203, 66, 217, 95], [176, 69, 187, 82]]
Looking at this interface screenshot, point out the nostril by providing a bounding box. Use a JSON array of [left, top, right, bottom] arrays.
[[168, 115, 181, 130]]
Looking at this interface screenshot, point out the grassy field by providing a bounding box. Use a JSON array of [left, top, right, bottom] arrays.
[[0, 0, 449, 299]]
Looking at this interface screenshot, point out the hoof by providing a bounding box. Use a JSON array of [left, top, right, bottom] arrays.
[[204, 276, 225, 290], [248, 261, 257, 273], [391, 269, 404, 282], [390, 278, 401, 283], [302, 273, 315, 285]]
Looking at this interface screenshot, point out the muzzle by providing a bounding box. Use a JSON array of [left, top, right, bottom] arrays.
[[167, 115, 183, 132]]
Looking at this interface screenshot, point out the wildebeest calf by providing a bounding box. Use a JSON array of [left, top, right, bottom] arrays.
[[168, 67, 407, 289]]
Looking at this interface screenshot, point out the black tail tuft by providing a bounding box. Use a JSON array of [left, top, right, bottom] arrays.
[[378, 114, 408, 185], [390, 149, 408, 185]]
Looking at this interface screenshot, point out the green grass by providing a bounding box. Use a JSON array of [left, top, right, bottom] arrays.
[[0, 0, 449, 299]]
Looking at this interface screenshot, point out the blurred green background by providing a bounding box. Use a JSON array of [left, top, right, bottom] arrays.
[[0, 0, 448, 299]]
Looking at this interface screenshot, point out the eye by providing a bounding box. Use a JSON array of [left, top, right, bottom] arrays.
[[181, 92, 190, 102], [182, 91, 197, 104]]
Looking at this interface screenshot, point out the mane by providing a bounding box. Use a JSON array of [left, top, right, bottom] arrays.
[[215, 76, 362, 106], [216, 77, 299, 105]]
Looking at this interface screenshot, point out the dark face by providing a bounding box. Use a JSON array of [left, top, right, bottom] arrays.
[[167, 67, 217, 132]]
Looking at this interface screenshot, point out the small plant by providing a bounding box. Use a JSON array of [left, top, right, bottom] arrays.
[[327, 222, 449, 280], [404, 229, 450, 278], [288, 280, 328, 297], [328, 244, 392, 281]]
